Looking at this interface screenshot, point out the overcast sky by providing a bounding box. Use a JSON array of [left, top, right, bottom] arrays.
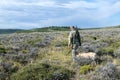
[[0, 0, 120, 29]]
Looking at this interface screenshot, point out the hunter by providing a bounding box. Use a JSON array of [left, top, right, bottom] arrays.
[[68, 26, 81, 62]]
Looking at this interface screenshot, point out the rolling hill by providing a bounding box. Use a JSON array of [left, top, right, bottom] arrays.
[[0, 29, 23, 34], [0, 25, 120, 34]]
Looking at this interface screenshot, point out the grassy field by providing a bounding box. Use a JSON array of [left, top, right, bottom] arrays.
[[0, 28, 120, 80]]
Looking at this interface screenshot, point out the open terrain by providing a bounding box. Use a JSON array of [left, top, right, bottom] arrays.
[[0, 28, 120, 80]]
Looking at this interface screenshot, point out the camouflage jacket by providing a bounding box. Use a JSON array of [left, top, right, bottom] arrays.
[[68, 30, 81, 46]]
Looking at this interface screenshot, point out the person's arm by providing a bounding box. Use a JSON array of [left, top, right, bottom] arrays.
[[68, 31, 72, 47], [78, 33, 81, 46]]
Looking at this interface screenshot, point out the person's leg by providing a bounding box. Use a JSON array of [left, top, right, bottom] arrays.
[[76, 45, 82, 53], [72, 49, 76, 62], [72, 44, 78, 62], [74, 43, 79, 55]]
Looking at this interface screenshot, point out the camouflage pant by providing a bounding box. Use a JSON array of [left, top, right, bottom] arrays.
[[72, 42, 80, 62]]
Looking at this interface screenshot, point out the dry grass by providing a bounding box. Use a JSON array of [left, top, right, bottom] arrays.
[[36, 46, 75, 70], [113, 59, 120, 66]]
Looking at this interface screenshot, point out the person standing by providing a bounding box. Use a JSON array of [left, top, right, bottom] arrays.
[[68, 26, 81, 62]]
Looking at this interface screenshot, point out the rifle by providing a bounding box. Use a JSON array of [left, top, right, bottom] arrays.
[[66, 49, 71, 55], [66, 46, 83, 55], [66, 45, 73, 55]]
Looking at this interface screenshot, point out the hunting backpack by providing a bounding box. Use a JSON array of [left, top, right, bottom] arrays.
[[71, 28, 81, 46]]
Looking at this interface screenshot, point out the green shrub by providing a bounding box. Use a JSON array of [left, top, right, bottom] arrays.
[[22, 50, 28, 54], [90, 62, 120, 80], [0, 66, 3, 72], [103, 47, 114, 55], [60, 39, 68, 46], [110, 41, 120, 48], [0, 42, 2, 45], [79, 65, 94, 74], [100, 56, 113, 65], [53, 39, 68, 47], [101, 38, 114, 44], [97, 40, 120, 57], [97, 47, 114, 57], [114, 47, 120, 58], [10, 63, 74, 80], [0, 45, 8, 53], [28, 38, 42, 45]]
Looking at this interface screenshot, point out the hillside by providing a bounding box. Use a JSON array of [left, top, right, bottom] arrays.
[[0, 28, 120, 80], [17, 26, 74, 33], [0, 29, 23, 34], [0, 26, 75, 34], [0, 25, 120, 34], [113, 25, 120, 28]]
